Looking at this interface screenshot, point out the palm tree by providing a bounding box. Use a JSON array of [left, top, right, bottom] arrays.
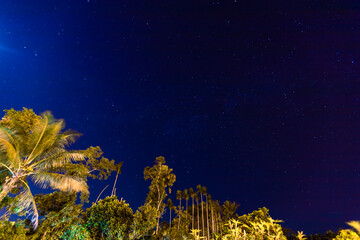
[[208, 195, 215, 237], [176, 190, 182, 231], [183, 189, 189, 222], [167, 198, 174, 229], [213, 200, 222, 236], [195, 192, 200, 231], [0, 111, 89, 228], [202, 186, 210, 240], [197, 185, 205, 238], [189, 187, 195, 230]]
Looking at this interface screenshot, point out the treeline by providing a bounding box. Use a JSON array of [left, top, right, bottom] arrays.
[[0, 108, 358, 240]]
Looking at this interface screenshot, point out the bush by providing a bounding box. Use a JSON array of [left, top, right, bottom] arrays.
[[85, 196, 134, 240], [333, 229, 360, 240]]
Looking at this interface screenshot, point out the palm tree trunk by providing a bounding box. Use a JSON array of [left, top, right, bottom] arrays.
[[215, 215, 218, 236], [178, 200, 182, 231], [201, 193, 205, 238], [218, 212, 222, 238], [192, 197, 195, 230], [214, 210, 218, 235], [211, 202, 215, 235], [197, 199, 200, 231], [206, 196, 210, 240], [169, 208, 172, 229], [185, 198, 188, 222]]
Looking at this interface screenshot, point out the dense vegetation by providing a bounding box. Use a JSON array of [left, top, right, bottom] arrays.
[[0, 108, 358, 240]]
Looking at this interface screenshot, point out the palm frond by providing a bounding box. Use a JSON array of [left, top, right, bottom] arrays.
[[26, 119, 65, 164], [56, 163, 89, 176], [15, 182, 39, 229], [36, 120, 64, 149], [0, 127, 16, 144], [0, 129, 19, 168], [31, 152, 85, 170], [0, 139, 16, 162], [31, 131, 81, 162], [55, 130, 82, 148], [35, 162, 89, 178], [348, 221, 360, 233], [31, 171, 89, 194], [25, 114, 49, 164], [25, 115, 81, 166], [34, 147, 66, 160]]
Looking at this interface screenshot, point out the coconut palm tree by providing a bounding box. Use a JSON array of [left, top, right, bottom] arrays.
[[0, 111, 89, 228], [189, 187, 195, 230]]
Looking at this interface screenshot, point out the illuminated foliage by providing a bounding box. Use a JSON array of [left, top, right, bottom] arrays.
[[27, 191, 89, 239], [0, 108, 41, 141], [80, 146, 123, 181], [143, 156, 176, 235], [222, 201, 240, 221], [0, 220, 27, 240], [333, 230, 360, 240], [333, 221, 360, 240], [132, 202, 158, 239], [190, 229, 204, 240], [60, 224, 91, 240], [85, 196, 134, 240], [0, 108, 121, 227], [30, 202, 87, 240], [297, 231, 306, 240], [35, 191, 77, 216], [220, 207, 287, 240], [169, 209, 191, 240], [0, 109, 88, 228]]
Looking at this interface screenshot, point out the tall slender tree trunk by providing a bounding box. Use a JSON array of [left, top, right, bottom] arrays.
[[192, 197, 195, 230], [206, 196, 210, 240], [111, 172, 119, 196], [214, 209, 218, 235], [178, 200, 182, 231], [197, 199, 200, 231], [169, 208, 172, 229], [185, 198, 188, 222], [211, 202, 215, 236], [200, 193, 205, 238], [218, 212, 222, 238], [156, 215, 161, 235]]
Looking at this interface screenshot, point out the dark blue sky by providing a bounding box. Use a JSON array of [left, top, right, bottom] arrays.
[[1, 0, 360, 234]]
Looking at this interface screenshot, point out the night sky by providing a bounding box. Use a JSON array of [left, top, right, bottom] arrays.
[[1, 0, 360, 234]]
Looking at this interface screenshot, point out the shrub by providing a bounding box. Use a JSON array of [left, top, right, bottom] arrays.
[[85, 196, 134, 240]]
